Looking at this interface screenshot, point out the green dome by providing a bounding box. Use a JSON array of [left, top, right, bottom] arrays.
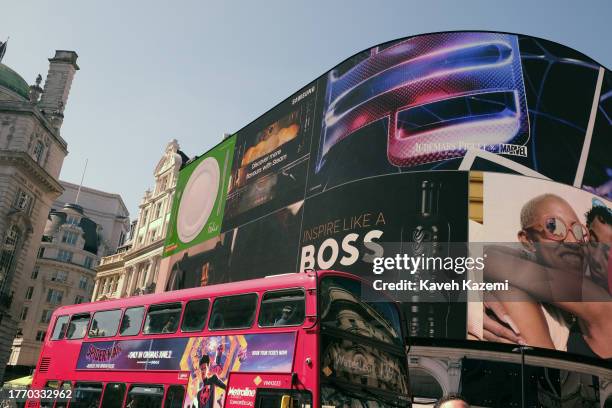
[[0, 63, 30, 99]]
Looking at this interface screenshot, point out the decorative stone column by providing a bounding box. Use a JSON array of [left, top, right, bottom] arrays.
[[91, 279, 100, 300], [127, 267, 137, 296], [446, 359, 462, 394], [145, 259, 155, 289], [116, 273, 127, 297]]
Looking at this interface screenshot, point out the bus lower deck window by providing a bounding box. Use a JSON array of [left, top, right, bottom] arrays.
[[163, 386, 185, 408], [71, 382, 102, 408], [40, 381, 60, 408], [55, 382, 73, 408], [126, 385, 164, 408], [100, 383, 126, 408]]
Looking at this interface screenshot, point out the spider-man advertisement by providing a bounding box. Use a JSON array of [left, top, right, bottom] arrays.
[[76, 338, 189, 370], [180, 333, 296, 408]]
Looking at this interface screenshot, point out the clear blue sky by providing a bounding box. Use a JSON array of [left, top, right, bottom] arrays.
[[3, 0, 611, 217]]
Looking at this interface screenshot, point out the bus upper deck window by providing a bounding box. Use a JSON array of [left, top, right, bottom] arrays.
[[143, 303, 182, 334], [181, 299, 209, 332], [258, 289, 305, 327], [89, 309, 122, 338], [51, 315, 69, 340], [209, 294, 258, 330], [120, 307, 145, 336], [66, 314, 90, 340]]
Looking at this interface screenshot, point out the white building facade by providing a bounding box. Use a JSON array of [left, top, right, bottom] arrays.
[[93, 140, 185, 301]]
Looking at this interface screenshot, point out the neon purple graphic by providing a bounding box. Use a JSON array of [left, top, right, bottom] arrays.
[[317, 32, 529, 169]]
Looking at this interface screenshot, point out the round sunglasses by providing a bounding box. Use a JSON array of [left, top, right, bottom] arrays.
[[523, 215, 589, 242]]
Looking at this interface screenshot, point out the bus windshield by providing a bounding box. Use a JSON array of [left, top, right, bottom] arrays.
[[320, 276, 403, 346], [319, 276, 410, 407]]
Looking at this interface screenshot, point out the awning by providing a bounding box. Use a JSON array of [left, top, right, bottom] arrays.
[[4, 375, 32, 387]]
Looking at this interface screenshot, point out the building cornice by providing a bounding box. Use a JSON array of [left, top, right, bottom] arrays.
[[138, 187, 176, 209], [124, 239, 164, 261], [37, 257, 97, 276], [0, 100, 68, 152], [53, 201, 129, 222], [59, 180, 130, 216], [0, 150, 63, 195], [96, 239, 164, 274], [96, 259, 126, 273]]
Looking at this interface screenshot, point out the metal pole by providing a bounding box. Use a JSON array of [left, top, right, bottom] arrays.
[[75, 158, 88, 205], [512, 346, 532, 408], [521, 347, 525, 408]]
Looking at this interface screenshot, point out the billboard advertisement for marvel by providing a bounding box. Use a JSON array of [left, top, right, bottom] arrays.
[[159, 31, 611, 366]]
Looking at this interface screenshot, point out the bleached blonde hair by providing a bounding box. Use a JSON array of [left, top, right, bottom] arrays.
[[520, 193, 565, 229]]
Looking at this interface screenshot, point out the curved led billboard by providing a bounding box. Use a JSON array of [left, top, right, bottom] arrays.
[[160, 31, 611, 368]]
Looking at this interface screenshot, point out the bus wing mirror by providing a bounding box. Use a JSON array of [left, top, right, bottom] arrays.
[[280, 395, 292, 408]]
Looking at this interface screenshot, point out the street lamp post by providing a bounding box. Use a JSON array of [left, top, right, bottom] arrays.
[[512, 346, 533, 408]]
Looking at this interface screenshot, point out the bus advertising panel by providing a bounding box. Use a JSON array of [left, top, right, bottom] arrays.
[[76, 333, 296, 373]]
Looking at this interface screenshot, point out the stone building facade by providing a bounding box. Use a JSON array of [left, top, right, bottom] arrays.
[[7, 182, 128, 370], [0, 49, 78, 382], [92, 140, 186, 301], [53, 181, 130, 254]]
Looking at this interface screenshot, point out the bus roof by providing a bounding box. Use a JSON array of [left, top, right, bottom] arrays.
[[52, 270, 352, 317]]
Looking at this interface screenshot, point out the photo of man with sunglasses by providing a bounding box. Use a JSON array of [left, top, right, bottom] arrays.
[[480, 193, 612, 359]]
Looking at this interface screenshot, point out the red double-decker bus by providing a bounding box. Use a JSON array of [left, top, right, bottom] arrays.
[[28, 270, 410, 408]]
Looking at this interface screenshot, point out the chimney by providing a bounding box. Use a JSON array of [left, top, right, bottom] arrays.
[[39, 50, 79, 130]]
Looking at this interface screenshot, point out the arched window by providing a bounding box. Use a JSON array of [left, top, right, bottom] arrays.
[[0, 225, 22, 294]]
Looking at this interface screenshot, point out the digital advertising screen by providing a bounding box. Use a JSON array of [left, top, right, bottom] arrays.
[[160, 31, 612, 366]]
